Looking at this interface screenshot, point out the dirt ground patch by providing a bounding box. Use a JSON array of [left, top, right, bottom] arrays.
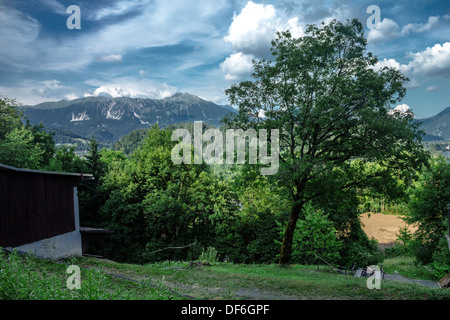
[[360, 213, 417, 247]]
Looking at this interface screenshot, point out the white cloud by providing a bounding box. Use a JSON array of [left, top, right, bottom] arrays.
[[40, 0, 66, 15], [368, 16, 441, 45], [389, 104, 414, 118], [0, 79, 74, 105], [224, 1, 303, 57], [220, 52, 254, 81], [99, 54, 123, 62], [426, 85, 439, 92], [221, 1, 304, 81], [87, 0, 145, 21], [407, 42, 450, 78], [372, 58, 420, 89], [373, 58, 411, 74], [287, 17, 304, 38], [395, 104, 411, 113], [84, 78, 178, 100], [367, 18, 400, 44], [0, 0, 229, 72], [401, 16, 439, 36], [0, 6, 40, 69], [224, 1, 278, 57], [64, 93, 79, 100]]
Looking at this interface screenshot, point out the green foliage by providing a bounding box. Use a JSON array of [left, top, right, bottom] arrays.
[[26, 122, 57, 169], [405, 156, 450, 265], [100, 125, 239, 262], [0, 96, 59, 170], [78, 136, 110, 228], [281, 203, 342, 265], [223, 19, 428, 265], [339, 234, 382, 268], [0, 126, 44, 169], [198, 246, 219, 264], [112, 128, 150, 155], [428, 236, 450, 280], [384, 227, 416, 258], [0, 95, 23, 140], [47, 146, 88, 173], [0, 250, 182, 300]]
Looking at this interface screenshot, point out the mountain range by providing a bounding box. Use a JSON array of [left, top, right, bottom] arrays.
[[21, 94, 449, 152], [22, 93, 236, 150], [416, 107, 450, 141]]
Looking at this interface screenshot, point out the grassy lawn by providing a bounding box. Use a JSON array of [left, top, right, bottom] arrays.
[[1, 249, 449, 300]]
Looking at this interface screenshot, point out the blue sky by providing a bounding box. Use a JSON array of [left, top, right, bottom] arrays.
[[0, 0, 449, 118]]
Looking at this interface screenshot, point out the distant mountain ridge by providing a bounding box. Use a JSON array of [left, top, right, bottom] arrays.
[[416, 107, 450, 141], [22, 95, 449, 151], [22, 93, 237, 149]]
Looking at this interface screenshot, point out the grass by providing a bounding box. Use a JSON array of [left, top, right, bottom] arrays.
[[2, 249, 449, 300], [382, 255, 437, 281], [0, 249, 182, 300]]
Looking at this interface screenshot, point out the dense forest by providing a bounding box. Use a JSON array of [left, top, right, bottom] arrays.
[[1, 19, 449, 280]]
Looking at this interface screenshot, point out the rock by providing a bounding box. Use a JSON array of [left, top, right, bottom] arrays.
[[438, 273, 450, 289]]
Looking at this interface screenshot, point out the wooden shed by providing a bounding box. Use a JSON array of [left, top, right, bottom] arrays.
[[0, 163, 93, 259]]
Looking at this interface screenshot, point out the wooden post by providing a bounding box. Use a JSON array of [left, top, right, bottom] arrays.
[[447, 204, 450, 236], [446, 204, 450, 253]]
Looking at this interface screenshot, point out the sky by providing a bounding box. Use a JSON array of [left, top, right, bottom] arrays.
[[0, 0, 449, 119]]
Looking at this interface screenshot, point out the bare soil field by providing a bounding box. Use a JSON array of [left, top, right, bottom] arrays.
[[360, 213, 417, 247]]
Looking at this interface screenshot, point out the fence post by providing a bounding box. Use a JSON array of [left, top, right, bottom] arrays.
[[446, 204, 450, 252], [445, 204, 450, 253], [448, 204, 450, 236]]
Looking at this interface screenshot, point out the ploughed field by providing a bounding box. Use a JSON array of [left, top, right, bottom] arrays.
[[360, 213, 417, 247]]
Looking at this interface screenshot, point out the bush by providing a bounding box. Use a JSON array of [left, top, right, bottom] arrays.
[[198, 246, 219, 264], [384, 227, 417, 258], [337, 218, 383, 268], [286, 203, 342, 265], [428, 237, 450, 280]]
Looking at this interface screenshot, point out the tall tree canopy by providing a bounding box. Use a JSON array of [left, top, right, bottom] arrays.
[[223, 19, 428, 265]]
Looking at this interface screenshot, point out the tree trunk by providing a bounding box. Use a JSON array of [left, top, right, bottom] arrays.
[[278, 201, 303, 266]]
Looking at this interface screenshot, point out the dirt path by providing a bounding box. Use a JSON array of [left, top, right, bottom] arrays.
[[360, 213, 417, 246]]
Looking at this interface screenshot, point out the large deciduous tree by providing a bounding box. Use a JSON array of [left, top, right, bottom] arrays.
[[223, 19, 428, 265]]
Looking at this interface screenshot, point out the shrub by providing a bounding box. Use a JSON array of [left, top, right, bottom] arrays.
[[198, 246, 219, 264], [287, 203, 342, 265]]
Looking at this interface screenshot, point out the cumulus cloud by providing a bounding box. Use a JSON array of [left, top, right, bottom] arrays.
[[388, 104, 414, 118], [407, 42, 450, 78], [224, 1, 278, 57], [367, 18, 401, 44], [373, 41, 450, 88], [221, 1, 304, 81], [401, 16, 439, 36], [220, 52, 254, 81], [373, 58, 411, 74], [224, 1, 304, 57], [368, 15, 441, 45], [395, 104, 411, 113], [84, 78, 178, 100]]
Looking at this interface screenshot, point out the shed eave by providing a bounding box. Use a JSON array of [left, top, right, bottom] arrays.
[[0, 163, 94, 180]]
